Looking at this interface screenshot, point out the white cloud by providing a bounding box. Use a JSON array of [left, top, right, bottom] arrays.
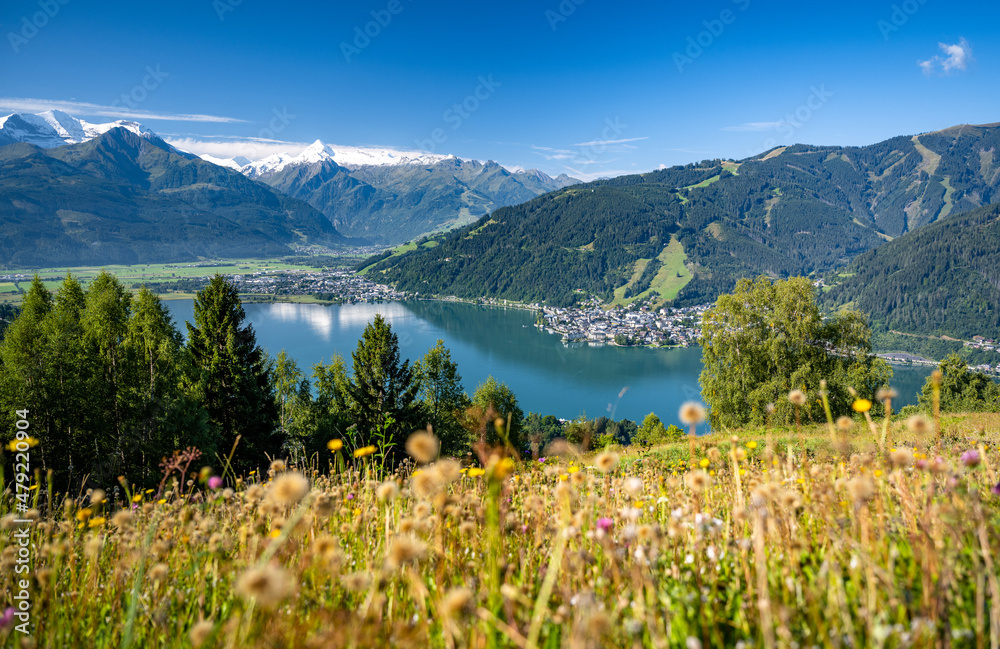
[[720, 121, 783, 132], [0, 97, 245, 123], [918, 38, 973, 75], [562, 166, 632, 182], [165, 136, 310, 160], [572, 136, 648, 147]]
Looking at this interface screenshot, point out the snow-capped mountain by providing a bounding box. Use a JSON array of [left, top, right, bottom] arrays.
[[199, 154, 252, 172], [0, 110, 157, 148], [0, 111, 579, 245], [233, 139, 457, 177]]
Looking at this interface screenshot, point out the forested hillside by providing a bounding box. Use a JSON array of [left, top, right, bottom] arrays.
[[823, 202, 1000, 341], [361, 124, 1000, 306]]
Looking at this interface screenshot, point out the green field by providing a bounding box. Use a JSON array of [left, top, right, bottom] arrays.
[[611, 237, 693, 307], [0, 258, 347, 302]]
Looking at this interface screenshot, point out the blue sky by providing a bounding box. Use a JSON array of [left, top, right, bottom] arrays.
[[1, 0, 996, 180]]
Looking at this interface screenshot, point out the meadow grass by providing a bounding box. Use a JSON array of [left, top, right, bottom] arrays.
[[1, 413, 999, 648]]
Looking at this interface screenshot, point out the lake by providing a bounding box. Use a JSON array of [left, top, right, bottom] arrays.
[[164, 299, 933, 428]]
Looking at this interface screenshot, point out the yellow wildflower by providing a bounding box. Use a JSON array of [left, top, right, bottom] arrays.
[[354, 445, 377, 458]]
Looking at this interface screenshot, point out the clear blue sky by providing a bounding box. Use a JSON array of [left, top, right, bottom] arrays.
[[1, 0, 996, 179]]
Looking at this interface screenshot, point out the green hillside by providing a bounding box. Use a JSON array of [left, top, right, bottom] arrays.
[[823, 202, 1000, 342], [363, 123, 1000, 306]]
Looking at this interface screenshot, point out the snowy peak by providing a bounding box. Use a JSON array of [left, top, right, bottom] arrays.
[[0, 110, 157, 148], [224, 140, 457, 177], [199, 154, 250, 172], [298, 139, 337, 164]]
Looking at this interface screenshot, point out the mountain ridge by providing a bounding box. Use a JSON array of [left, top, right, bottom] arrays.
[[363, 122, 1000, 307], [0, 127, 348, 267], [1, 110, 580, 245]]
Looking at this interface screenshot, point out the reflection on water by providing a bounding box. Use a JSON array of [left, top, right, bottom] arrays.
[[266, 303, 336, 341], [259, 302, 416, 341], [163, 299, 934, 427]]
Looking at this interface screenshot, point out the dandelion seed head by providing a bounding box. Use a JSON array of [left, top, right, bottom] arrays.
[[440, 587, 474, 619], [235, 564, 294, 608], [686, 471, 711, 493], [189, 620, 214, 647], [907, 415, 930, 435], [406, 430, 440, 464], [377, 481, 400, 502], [595, 451, 620, 474], [679, 402, 707, 425], [385, 534, 427, 569], [267, 472, 310, 507]]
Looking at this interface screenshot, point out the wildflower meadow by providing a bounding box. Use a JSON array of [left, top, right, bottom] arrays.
[[2, 395, 999, 648]]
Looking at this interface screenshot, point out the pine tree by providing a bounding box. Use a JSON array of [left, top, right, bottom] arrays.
[[43, 275, 93, 481], [187, 275, 279, 473], [347, 314, 421, 458], [0, 277, 54, 468], [413, 339, 470, 455], [81, 271, 133, 478]]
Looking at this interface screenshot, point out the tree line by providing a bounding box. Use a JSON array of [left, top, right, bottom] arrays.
[[0, 273, 533, 490]]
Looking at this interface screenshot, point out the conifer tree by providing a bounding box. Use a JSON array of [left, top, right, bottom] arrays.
[[413, 340, 470, 455], [348, 314, 421, 456], [187, 275, 279, 473]]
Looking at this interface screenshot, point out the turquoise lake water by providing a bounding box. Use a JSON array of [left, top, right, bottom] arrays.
[[164, 299, 933, 428]]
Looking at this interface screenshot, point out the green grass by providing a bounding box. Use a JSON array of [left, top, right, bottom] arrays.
[[0, 258, 337, 301], [611, 237, 693, 307], [720, 161, 741, 175], [681, 174, 721, 191], [911, 135, 942, 175], [611, 258, 652, 306]]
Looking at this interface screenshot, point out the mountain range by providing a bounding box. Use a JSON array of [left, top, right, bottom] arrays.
[[0, 110, 579, 250], [0, 123, 345, 267], [206, 140, 579, 244], [363, 122, 1000, 310]]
